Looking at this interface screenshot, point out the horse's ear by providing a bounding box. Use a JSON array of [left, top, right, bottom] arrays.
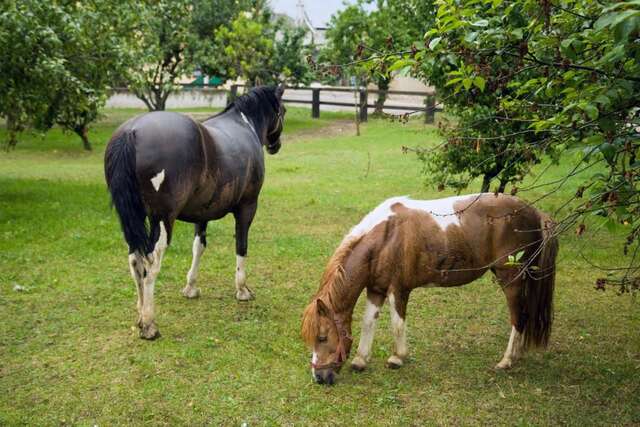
[[316, 299, 331, 317], [276, 83, 285, 100]]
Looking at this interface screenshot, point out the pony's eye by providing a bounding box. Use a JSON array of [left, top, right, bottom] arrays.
[[318, 336, 327, 343]]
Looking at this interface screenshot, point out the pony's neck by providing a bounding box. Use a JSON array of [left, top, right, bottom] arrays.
[[234, 105, 270, 144], [321, 238, 369, 331]]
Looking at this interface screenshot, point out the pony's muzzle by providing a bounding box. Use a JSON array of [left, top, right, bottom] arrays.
[[267, 140, 281, 154], [314, 369, 335, 386]]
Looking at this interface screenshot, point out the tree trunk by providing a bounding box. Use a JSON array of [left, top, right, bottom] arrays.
[[74, 125, 92, 151], [373, 78, 390, 116], [481, 173, 492, 193], [5, 115, 21, 150], [498, 178, 508, 193]]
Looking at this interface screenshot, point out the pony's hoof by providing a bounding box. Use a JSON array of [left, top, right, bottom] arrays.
[[495, 359, 513, 370], [351, 355, 367, 372], [386, 355, 404, 369], [182, 286, 200, 299], [236, 287, 254, 301], [139, 322, 160, 340]]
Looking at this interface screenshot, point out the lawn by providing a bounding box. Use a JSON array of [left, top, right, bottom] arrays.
[[0, 108, 638, 425]]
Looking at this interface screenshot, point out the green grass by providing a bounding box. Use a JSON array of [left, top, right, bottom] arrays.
[[0, 109, 638, 426]]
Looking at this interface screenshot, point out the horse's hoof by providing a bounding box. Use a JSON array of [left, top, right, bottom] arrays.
[[139, 323, 160, 340], [182, 286, 200, 299], [495, 359, 513, 370], [351, 356, 367, 372], [236, 287, 254, 301], [136, 316, 143, 329], [386, 355, 403, 369]]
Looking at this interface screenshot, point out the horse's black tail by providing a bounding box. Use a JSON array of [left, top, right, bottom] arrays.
[[104, 131, 151, 255], [521, 213, 559, 350]]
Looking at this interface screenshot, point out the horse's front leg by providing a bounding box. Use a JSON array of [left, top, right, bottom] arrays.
[[233, 202, 257, 301], [387, 289, 410, 369], [182, 222, 207, 299], [351, 290, 385, 372]]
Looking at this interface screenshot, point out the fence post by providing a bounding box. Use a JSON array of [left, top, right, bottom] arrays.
[[359, 88, 368, 122], [425, 95, 436, 124], [312, 88, 320, 118], [227, 84, 238, 106]]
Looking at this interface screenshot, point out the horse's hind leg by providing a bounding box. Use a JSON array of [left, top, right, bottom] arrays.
[[233, 202, 257, 301], [351, 290, 385, 372], [386, 289, 410, 369], [494, 269, 525, 369], [139, 218, 170, 340], [128, 252, 146, 327], [182, 222, 207, 299]]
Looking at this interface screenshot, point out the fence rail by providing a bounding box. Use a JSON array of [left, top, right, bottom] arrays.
[[228, 84, 440, 124]]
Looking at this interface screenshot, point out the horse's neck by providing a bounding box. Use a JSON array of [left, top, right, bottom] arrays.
[[327, 246, 369, 329]]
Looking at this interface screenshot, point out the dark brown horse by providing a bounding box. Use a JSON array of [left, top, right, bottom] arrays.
[[105, 85, 285, 339], [302, 193, 558, 385]]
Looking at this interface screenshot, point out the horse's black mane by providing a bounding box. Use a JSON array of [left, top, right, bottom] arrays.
[[209, 86, 279, 133]]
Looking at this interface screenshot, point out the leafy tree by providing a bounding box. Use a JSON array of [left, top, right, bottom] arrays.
[[0, 1, 138, 150], [272, 24, 314, 87], [321, 0, 434, 114], [385, 0, 640, 290], [127, 0, 193, 111]]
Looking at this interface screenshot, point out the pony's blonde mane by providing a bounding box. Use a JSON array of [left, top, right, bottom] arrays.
[[301, 236, 363, 347]]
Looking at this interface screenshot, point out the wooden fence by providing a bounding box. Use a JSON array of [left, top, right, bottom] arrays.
[[226, 84, 440, 124]]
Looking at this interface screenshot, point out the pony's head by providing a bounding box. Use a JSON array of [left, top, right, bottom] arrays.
[[265, 84, 286, 154], [301, 298, 353, 385]]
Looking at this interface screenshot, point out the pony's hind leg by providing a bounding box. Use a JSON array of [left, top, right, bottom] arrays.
[[387, 290, 410, 369], [494, 269, 525, 369], [351, 291, 385, 372], [233, 202, 257, 301], [139, 219, 170, 340], [182, 222, 207, 299]]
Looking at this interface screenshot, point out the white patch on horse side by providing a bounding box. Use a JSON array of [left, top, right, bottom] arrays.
[[150, 169, 165, 192], [348, 194, 482, 238], [240, 112, 257, 134]]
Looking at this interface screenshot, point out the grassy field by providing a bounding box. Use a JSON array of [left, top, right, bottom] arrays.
[[0, 108, 638, 426]]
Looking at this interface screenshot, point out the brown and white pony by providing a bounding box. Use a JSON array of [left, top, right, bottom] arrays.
[[301, 193, 558, 385]]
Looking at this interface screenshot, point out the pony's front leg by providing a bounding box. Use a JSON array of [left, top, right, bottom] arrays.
[[387, 290, 409, 369], [182, 222, 207, 299], [351, 291, 385, 372], [140, 220, 169, 340], [233, 202, 257, 301]]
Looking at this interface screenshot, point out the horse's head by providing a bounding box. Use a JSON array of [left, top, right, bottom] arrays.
[[301, 298, 353, 385], [266, 84, 286, 154]]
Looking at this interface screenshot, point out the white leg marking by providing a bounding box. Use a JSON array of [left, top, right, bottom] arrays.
[[150, 169, 165, 192], [352, 299, 380, 369], [235, 255, 253, 301], [182, 235, 205, 298], [311, 352, 318, 380], [388, 293, 407, 364], [496, 326, 523, 369], [140, 222, 167, 337], [128, 253, 144, 319]]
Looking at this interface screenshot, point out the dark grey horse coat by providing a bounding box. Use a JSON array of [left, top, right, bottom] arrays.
[[104, 85, 285, 339]]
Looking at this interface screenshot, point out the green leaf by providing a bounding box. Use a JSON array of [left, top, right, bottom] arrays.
[[462, 78, 473, 90], [473, 76, 486, 91], [428, 37, 442, 50], [583, 104, 599, 120], [471, 19, 489, 27]]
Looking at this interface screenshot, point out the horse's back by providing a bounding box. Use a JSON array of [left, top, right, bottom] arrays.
[[109, 111, 206, 218]]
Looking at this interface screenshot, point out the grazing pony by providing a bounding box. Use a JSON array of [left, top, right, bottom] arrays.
[[105, 85, 286, 339], [302, 193, 558, 385]]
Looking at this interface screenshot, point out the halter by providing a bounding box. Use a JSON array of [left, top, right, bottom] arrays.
[[310, 314, 353, 371]]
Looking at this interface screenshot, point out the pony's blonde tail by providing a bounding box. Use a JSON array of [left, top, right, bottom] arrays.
[[522, 214, 558, 349]]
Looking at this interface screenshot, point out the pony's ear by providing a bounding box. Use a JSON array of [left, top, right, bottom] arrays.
[[276, 83, 285, 99], [316, 299, 331, 317]]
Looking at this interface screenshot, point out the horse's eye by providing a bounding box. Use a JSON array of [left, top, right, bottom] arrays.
[[318, 336, 327, 343]]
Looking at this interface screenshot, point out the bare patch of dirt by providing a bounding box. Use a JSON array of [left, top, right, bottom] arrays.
[[284, 119, 357, 143]]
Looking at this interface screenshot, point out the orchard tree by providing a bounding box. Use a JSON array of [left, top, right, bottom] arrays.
[[383, 0, 640, 290], [0, 1, 138, 150], [273, 24, 314, 87], [127, 0, 193, 111]]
